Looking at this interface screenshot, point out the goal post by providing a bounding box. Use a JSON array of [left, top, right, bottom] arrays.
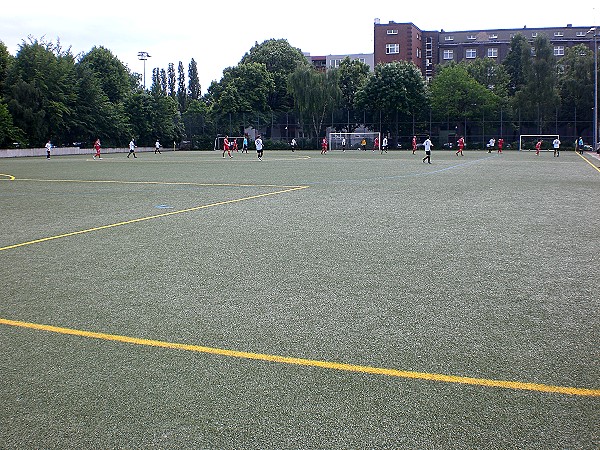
[[328, 132, 381, 151], [213, 136, 245, 151], [519, 134, 560, 151]]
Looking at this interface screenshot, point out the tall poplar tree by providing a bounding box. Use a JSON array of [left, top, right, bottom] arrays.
[[177, 61, 186, 112], [188, 58, 200, 101], [160, 69, 167, 96], [167, 63, 176, 98]]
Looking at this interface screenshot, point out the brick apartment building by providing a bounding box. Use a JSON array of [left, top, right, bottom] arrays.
[[374, 19, 597, 81]]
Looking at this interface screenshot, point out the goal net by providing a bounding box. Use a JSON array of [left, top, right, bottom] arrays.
[[328, 132, 381, 150], [519, 134, 560, 151], [213, 136, 245, 151]]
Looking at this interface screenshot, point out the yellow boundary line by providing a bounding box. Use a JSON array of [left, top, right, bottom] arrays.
[[576, 151, 600, 173], [0, 181, 309, 251], [0, 317, 597, 397]]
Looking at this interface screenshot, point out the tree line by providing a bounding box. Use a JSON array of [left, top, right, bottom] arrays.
[[0, 35, 597, 149]]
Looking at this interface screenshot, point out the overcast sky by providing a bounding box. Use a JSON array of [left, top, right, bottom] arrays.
[[1, 0, 597, 94]]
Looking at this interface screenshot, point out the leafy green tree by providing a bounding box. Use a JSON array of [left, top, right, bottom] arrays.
[[0, 41, 12, 95], [79, 46, 132, 103], [183, 99, 210, 143], [150, 68, 162, 96], [160, 69, 167, 96], [206, 62, 274, 133], [177, 61, 186, 112], [73, 61, 115, 143], [240, 39, 309, 111], [462, 58, 510, 100], [124, 92, 152, 143], [0, 42, 20, 146], [188, 58, 201, 101], [75, 48, 133, 145], [430, 64, 500, 138], [336, 56, 370, 131], [288, 65, 341, 138], [503, 33, 529, 96], [354, 61, 429, 136], [167, 63, 176, 98], [151, 95, 184, 143], [150, 67, 168, 97], [558, 44, 594, 135], [124, 88, 183, 146], [5, 37, 78, 145], [0, 101, 24, 146], [513, 35, 560, 130]]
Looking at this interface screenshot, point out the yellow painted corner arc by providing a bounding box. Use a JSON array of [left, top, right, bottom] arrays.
[[0, 317, 598, 397]]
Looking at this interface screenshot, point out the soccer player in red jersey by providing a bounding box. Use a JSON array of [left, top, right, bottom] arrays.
[[93, 138, 102, 159], [321, 137, 328, 154], [456, 136, 464, 156], [535, 139, 542, 156], [223, 136, 232, 158]]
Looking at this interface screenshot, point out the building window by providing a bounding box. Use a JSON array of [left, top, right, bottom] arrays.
[[489, 33, 498, 39], [445, 35, 454, 41], [576, 31, 586, 37], [443, 49, 454, 60], [386, 43, 399, 54], [330, 59, 342, 68], [466, 49, 477, 59], [554, 45, 565, 56], [387, 29, 398, 35], [487, 48, 498, 58], [467, 34, 476, 40], [416, 48, 421, 58], [358, 58, 366, 63], [554, 31, 564, 37], [532, 32, 538, 37]]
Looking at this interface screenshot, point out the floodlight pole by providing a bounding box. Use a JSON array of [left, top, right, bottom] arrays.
[[137, 51, 151, 89], [594, 29, 598, 152], [589, 27, 599, 152]]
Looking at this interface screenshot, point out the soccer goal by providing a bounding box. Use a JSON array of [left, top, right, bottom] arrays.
[[519, 134, 560, 151], [328, 132, 381, 151], [213, 136, 245, 151]]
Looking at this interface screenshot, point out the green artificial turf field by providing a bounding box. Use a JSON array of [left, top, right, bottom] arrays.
[[1, 148, 598, 448]]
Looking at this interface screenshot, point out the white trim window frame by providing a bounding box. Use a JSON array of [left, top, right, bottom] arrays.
[[386, 43, 399, 54]]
